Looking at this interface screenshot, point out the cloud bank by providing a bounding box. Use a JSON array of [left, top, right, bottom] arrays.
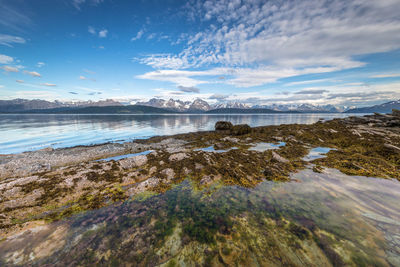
[[138, 0, 400, 89]]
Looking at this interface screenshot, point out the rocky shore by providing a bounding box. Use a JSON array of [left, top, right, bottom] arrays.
[[0, 110, 399, 242]]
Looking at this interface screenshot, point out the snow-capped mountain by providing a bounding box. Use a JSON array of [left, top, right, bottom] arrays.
[[254, 103, 346, 113], [136, 98, 210, 112], [345, 99, 400, 113], [0, 99, 122, 113], [295, 104, 344, 113], [136, 98, 192, 112], [189, 98, 211, 111], [3, 97, 393, 113], [213, 102, 251, 109], [136, 98, 352, 113]]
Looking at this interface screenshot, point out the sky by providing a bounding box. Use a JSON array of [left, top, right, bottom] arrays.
[[1, 0, 400, 107]]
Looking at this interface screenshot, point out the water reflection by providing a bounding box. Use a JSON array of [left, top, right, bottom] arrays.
[[0, 113, 362, 154], [249, 141, 286, 151], [194, 146, 238, 153], [303, 147, 335, 161]]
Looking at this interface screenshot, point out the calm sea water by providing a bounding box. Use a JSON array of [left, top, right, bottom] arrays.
[[0, 113, 361, 154]]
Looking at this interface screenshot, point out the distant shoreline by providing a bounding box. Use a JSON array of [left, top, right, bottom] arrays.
[[0, 112, 354, 115]]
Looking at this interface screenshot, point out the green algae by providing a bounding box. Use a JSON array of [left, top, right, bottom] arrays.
[[2, 169, 399, 266], [45, 184, 128, 222], [133, 190, 157, 202]]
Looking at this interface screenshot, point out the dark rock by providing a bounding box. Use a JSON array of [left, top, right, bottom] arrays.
[[215, 121, 233, 131], [263, 168, 274, 180], [392, 109, 400, 117], [231, 124, 251, 135], [213, 143, 225, 150], [385, 120, 400, 127]]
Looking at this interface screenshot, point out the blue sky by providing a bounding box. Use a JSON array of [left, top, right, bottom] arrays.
[[1, 0, 400, 107]]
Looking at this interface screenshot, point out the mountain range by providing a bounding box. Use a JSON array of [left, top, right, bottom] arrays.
[[136, 98, 349, 113], [0, 99, 122, 113], [0, 98, 399, 114], [136, 98, 211, 112], [345, 100, 400, 113]]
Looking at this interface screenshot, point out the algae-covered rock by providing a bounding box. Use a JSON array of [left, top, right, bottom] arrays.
[[272, 151, 289, 163], [168, 153, 188, 162], [161, 168, 175, 181], [215, 121, 233, 131], [119, 155, 148, 169], [231, 124, 251, 135]]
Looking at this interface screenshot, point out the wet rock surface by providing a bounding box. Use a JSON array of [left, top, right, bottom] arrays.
[[0, 111, 399, 266]]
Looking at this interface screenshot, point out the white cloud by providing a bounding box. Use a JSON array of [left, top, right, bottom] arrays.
[[138, 65, 347, 88], [41, 83, 56, 87], [0, 34, 26, 47], [1, 66, 19, 72], [88, 26, 96, 35], [219, 82, 400, 107], [16, 80, 24, 83], [11, 90, 59, 100], [295, 89, 329, 95], [23, 70, 41, 77], [370, 73, 400, 78], [209, 94, 229, 100], [178, 85, 200, 93], [79, 75, 96, 81], [73, 0, 86, 10], [147, 33, 156, 40], [37, 62, 45, 68], [138, 54, 191, 69], [139, 0, 400, 87], [0, 54, 13, 64], [88, 27, 108, 38], [131, 29, 145, 41], [83, 69, 96, 74], [136, 69, 213, 87], [285, 79, 337, 87], [151, 88, 213, 101], [73, 0, 104, 10], [98, 29, 108, 38], [0, 3, 32, 33]]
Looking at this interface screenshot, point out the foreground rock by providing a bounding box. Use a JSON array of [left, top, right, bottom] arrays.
[[215, 121, 251, 135], [215, 121, 233, 131], [0, 111, 399, 243]]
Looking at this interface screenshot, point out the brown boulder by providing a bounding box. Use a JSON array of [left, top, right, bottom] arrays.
[[392, 109, 400, 117], [215, 121, 233, 131], [231, 124, 251, 135]]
